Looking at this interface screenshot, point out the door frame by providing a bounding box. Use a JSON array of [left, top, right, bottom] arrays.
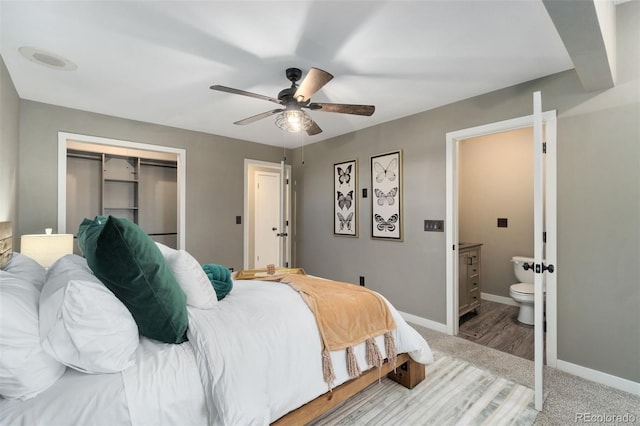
[[57, 131, 186, 248], [445, 111, 557, 369], [243, 159, 291, 269]]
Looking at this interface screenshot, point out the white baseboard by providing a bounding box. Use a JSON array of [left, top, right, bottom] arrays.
[[481, 292, 519, 307], [400, 308, 639, 397], [399, 311, 448, 334], [556, 360, 640, 396]]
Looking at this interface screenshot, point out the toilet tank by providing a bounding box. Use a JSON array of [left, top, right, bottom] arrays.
[[511, 256, 535, 283]]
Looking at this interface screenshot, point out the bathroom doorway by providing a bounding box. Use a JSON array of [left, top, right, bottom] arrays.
[[456, 127, 536, 359], [445, 104, 558, 410]]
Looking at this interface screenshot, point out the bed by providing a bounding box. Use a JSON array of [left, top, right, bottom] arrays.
[[0, 219, 433, 425]]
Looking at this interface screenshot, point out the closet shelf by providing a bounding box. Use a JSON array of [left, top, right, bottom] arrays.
[[104, 178, 138, 183], [104, 207, 139, 210]]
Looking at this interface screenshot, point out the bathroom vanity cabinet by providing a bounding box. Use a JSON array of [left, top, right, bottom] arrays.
[[459, 243, 482, 317]]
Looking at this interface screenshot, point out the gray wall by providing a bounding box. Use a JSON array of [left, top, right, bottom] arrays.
[[459, 128, 533, 298], [0, 55, 19, 232], [292, 2, 639, 382], [17, 101, 287, 271]]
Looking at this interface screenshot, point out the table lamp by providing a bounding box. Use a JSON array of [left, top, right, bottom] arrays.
[[20, 231, 74, 268]]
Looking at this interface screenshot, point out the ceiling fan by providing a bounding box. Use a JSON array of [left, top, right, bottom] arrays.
[[210, 67, 375, 136]]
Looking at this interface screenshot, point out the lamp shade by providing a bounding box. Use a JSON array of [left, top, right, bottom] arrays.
[[20, 234, 74, 268]]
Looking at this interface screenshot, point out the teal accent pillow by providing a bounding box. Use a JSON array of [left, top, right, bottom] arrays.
[[202, 263, 233, 301], [77, 216, 188, 343]]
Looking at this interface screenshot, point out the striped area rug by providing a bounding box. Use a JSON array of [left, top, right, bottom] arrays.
[[309, 355, 538, 426]]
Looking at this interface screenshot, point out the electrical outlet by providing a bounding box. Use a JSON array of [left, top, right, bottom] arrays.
[[424, 220, 444, 232], [236, 215, 242, 224], [359, 276, 365, 286], [497, 218, 508, 228]]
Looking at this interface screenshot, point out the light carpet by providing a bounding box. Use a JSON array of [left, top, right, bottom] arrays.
[[309, 354, 538, 426]]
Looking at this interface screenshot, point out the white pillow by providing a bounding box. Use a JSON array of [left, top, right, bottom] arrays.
[[2, 252, 47, 291], [39, 255, 139, 374], [0, 270, 66, 400], [155, 243, 218, 309]]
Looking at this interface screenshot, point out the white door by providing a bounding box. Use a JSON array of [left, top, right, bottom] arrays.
[[532, 91, 557, 410], [255, 171, 281, 268]]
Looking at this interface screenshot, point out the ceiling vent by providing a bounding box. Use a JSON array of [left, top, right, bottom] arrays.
[[19, 46, 77, 71]]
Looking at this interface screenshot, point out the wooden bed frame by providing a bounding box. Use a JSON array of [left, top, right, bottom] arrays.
[[273, 353, 425, 425]]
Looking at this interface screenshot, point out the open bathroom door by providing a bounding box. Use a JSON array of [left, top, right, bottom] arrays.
[[532, 91, 557, 411], [532, 91, 544, 411]]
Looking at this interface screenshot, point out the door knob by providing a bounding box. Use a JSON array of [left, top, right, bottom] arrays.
[[272, 227, 277, 231]]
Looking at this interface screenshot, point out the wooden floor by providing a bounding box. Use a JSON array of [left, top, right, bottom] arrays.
[[458, 300, 538, 361]]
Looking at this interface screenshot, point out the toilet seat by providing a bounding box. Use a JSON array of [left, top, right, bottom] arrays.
[[510, 283, 534, 294]]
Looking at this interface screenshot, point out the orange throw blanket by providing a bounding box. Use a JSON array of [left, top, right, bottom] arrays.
[[266, 274, 397, 388]]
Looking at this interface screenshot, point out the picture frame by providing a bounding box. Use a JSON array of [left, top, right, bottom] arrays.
[[370, 150, 403, 241], [333, 159, 358, 237]]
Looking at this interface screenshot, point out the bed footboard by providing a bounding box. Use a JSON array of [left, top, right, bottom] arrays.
[[273, 353, 425, 425]]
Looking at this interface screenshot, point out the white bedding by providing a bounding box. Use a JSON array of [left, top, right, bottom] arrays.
[[185, 279, 433, 425], [1, 278, 432, 426], [0, 336, 207, 426], [122, 338, 207, 426], [0, 359, 130, 426]]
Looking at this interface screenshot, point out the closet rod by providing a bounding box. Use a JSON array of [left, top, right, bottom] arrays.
[[67, 152, 102, 161], [140, 160, 177, 168]]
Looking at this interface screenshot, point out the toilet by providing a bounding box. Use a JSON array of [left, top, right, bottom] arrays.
[[509, 256, 545, 325]]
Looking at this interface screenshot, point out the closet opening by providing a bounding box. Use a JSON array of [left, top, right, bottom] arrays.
[[57, 132, 186, 250]]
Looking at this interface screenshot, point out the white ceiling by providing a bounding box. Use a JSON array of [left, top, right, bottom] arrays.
[[1, 1, 576, 148]]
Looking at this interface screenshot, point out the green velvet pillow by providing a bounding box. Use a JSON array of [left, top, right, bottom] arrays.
[[77, 216, 188, 344]]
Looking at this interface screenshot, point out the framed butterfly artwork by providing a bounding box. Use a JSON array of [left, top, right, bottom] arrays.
[[333, 159, 358, 237], [370, 150, 403, 241]]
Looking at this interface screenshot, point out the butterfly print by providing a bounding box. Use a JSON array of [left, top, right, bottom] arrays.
[[374, 213, 398, 232], [337, 212, 354, 231], [374, 158, 397, 183], [337, 165, 352, 185], [374, 187, 398, 206], [337, 190, 353, 210]]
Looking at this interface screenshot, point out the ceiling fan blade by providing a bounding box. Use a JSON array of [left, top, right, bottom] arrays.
[[210, 85, 281, 105], [306, 121, 322, 136], [294, 68, 333, 103], [309, 103, 375, 116], [234, 109, 284, 125]]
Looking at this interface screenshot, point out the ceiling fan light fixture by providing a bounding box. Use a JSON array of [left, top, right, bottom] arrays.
[[275, 109, 312, 133]]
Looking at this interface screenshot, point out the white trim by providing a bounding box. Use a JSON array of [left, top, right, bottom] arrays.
[[399, 311, 448, 334], [57, 132, 186, 248], [481, 292, 519, 307], [556, 360, 640, 396], [543, 116, 558, 369], [445, 110, 558, 363], [445, 138, 458, 336]]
